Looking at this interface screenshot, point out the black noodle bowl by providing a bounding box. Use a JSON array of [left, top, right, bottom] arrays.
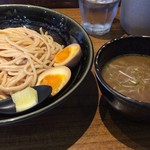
[[0, 4, 93, 125]]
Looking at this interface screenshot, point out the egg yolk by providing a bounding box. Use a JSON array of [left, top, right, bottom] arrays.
[[55, 47, 70, 63], [40, 74, 66, 95]]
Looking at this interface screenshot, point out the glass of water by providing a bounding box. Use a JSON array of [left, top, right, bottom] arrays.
[[79, 0, 120, 36]]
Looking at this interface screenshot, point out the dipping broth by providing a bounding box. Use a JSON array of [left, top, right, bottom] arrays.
[[102, 55, 150, 103]]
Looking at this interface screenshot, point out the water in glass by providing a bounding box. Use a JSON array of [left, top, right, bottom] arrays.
[[79, 0, 120, 36]]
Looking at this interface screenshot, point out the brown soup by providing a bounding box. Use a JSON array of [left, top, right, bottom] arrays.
[[102, 55, 150, 103]]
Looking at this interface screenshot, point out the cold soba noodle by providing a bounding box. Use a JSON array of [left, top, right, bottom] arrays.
[[102, 55, 150, 103], [0, 27, 63, 100]]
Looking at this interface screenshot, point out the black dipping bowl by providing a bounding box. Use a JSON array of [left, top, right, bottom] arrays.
[[0, 4, 93, 125], [94, 36, 150, 122]]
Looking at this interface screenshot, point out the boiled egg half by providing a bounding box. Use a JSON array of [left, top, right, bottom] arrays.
[[36, 66, 71, 96], [53, 43, 82, 67]]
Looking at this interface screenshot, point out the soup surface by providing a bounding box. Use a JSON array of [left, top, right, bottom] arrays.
[[102, 55, 150, 103]]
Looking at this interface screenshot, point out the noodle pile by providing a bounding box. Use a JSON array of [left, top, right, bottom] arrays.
[[0, 27, 63, 100]]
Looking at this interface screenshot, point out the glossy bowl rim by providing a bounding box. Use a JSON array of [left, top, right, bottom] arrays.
[[0, 4, 94, 125], [94, 35, 150, 108]]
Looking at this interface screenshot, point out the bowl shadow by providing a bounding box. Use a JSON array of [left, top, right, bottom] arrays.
[[0, 71, 98, 150], [99, 95, 150, 149]]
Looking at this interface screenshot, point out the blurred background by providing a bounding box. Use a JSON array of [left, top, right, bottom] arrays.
[[0, 0, 79, 8]]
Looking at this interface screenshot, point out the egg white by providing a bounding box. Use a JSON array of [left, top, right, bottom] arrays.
[[36, 66, 71, 96], [53, 43, 82, 67]]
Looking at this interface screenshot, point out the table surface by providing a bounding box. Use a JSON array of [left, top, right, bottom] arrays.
[[0, 8, 150, 150]]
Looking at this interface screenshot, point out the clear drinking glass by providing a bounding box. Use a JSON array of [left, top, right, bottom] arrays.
[[79, 0, 120, 36]]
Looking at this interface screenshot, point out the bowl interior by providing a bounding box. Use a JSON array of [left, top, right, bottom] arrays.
[[95, 36, 150, 104], [96, 36, 150, 70], [0, 4, 93, 125]]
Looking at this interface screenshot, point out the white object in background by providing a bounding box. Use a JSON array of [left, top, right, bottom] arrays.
[[120, 0, 150, 36]]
